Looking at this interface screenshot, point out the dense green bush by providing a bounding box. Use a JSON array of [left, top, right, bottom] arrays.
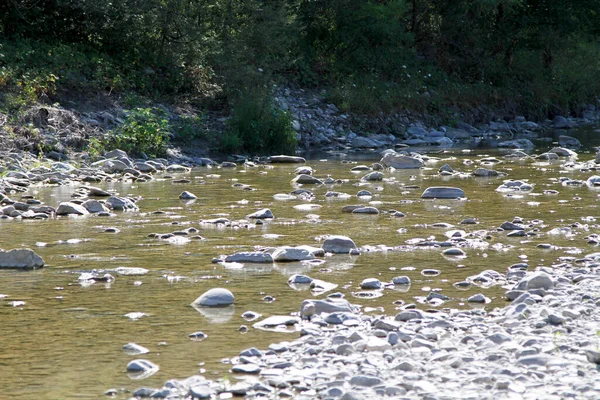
[[223, 89, 297, 155], [101, 108, 171, 157]]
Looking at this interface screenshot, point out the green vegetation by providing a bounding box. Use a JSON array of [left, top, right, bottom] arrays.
[[1, 0, 600, 154], [92, 108, 170, 158]]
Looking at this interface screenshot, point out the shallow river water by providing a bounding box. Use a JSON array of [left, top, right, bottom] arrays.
[[1, 131, 600, 399]]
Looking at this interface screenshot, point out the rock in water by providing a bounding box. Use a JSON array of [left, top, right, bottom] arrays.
[[246, 208, 274, 219], [268, 155, 306, 163], [0, 248, 44, 269], [380, 153, 424, 169], [322, 235, 357, 254], [272, 247, 315, 262], [56, 202, 89, 216], [192, 288, 235, 307], [421, 187, 465, 199], [179, 191, 197, 200]]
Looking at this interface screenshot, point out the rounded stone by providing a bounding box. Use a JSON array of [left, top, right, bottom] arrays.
[[192, 288, 234, 307]]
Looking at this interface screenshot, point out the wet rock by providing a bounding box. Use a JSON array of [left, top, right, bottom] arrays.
[[361, 171, 383, 181], [188, 385, 213, 398], [0, 248, 44, 269], [82, 186, 111, 197], [294, 166, 313, 175], [56, 202, 89, 216], [500, 221, 524, 231], [106, 196, 139, 212], [188, 331, 208, 341], [122, 343, 150, 355], [288, 274, 313, 284], [292, 174, 323, 185], [472, 168, 503, 177], [360, 278, 382, 290], [467, 293, 488, 303], [442, 247, 466, 257], [351, 207, 379, 215], [558, 135, 581, 147], [421, 186, 465, 199], [179, 191, 197, 200], [439, 164, 454, 173], [522, 271, 554, 290], [549, 147, 578, 158], [272, 247, 315, 262], [322, 235, 357, 254], [246, 208, 274, 219], [253, 316, 300, 329], [380, 153, 424, 169], [126, 359, 159, 373], [301, 298, 354, 317], [192, 288, 235, 307], [341, 205, 365, 213], [392, 276, 410, 285], [224, 252, 273, 263], [498, 139, 534, 149], [268, 155, 306, 163], [356, 190, 372, 197], [81, 199, 109, 213]]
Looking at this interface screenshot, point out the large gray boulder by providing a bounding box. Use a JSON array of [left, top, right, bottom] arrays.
[[81, 199, 109, 214], [192, 288, 235, 307], [322, 235, 357, 254], [421, 187, 465, 199], [56, 202, 89, 216], [0, 248, 44, 269], [380, 153, 424, 169]]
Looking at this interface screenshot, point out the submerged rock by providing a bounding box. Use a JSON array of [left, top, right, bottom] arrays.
[[224, 252, 273, 263], [380, 153, 424, 169], [246, 208, 274, 219], [268, 155, 306, 163]]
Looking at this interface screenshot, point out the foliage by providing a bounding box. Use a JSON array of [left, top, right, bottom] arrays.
[[223, 89, 297, 155], [1, 0, 600, 133], [103, 108, 171, 157]]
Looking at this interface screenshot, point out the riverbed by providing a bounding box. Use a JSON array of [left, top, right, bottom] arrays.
[[1, 133, 600, 398]]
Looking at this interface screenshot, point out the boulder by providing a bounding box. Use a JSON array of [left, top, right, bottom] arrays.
[[361, 171, 384, 181], [106, 196, 139, 212], [380, 153, 424, 169], [558, 135, 581, 148], [56, 202, 89, 216], [351, 136, 381, 148], [81, 200, 109, 214], [322, 235, 357, 254], [179, 191, 197, 200], [0, 248, 44, 269], [421, 187, 465, 199], [192, 288, 235, 307]]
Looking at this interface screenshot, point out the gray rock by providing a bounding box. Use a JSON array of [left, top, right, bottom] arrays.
[[81, 199, 109, 214], [224, 252, 273, 263], [126, 359, 159, 373], [380, 153, 424, 169], [179, 191, 197, 200], [395, 310, 424, 321], [360, 278, 382, 290], [473, 168, 502, 177], [0, 248, 44, 269], [467, 293, 488, 303], [247, 208, 274, 219], [253, 316, 300, 329], [553, 116, 573, 129], [392, 276, 411, 285], [301, 299, 354, 317], [192, 288, 235, 307], [351, 206, 380, 215], [269, 155, 306, 163], [56, 202, 89, 216], [442, 247, 466, 257], [524, 271, 554, 290], [361, 171, 383, 181], [351, 136, 381, 148], [421, 187, 465, 199], [106, 196, 139, 211], [231, 363, 261, 374], [349, 375, 383, 387], [322, 235, 357, 254], [122, 343, 149, 355], [549, 147, 578, 158], [272, 247, 315, 262], [558, 135, 581, 147], [288, 274, 313, 284], [500, 221, 524, 231], [292, 174, 323, 185], [189, 385, 213, 399]]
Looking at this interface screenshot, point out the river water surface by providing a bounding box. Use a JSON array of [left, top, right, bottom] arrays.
[[1, 130, 600, 399]]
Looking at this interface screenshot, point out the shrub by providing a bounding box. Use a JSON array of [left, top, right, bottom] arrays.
[[223, 89, 297, 155], [104, 108, 170, 157]]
